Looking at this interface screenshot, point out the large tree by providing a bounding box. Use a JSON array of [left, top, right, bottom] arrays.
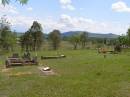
[[20, 31, 33, 51], [20, 21, 44, 51], [80, 32, 88, 49], [1, 0, 28, 5], [48, 30, 61, 50], [69, 34, 80, 50], [30, 21, 44, 51], [118, 35, 129, 46]]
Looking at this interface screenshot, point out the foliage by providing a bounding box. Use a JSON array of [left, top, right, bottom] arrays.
[[48, 30, 61, 50], [69, 34, 80, 50], [30, 21, 44, 51], [80, 32, 88, 49], [20, 31, 33, 51], [1, 0, 28, 5], [20, 21, 44, 51], [0, 16, 17, 51], [114, 44, 122, 52], [127, 28, 130, 45], [118, 35, 129, 46]]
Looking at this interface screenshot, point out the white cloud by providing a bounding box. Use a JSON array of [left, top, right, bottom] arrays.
[[62, 4, 75, 11], [80, 8, 84, 10], [27, 7, 33, 11], [0, 4, 34, 31], [42, 14, 128, 35], [60, 0, 72, 5], [59, 0, 75, 11], [112, 1, 130, 12], [0, 4, 18, 14], [4, 13, 128, 35], [8, 16, 34, 26], [6, 15, 34, 31]]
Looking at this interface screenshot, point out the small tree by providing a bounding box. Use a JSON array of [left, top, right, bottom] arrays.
[[80, 32, 88, 49], [69, 35, 80, 50], [114, 44, 122, 52], [0, 16, 17, 51], [48, 30, 61, 50]]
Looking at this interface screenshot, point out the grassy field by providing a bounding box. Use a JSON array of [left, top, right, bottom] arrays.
[[0, 49, 130, 97]]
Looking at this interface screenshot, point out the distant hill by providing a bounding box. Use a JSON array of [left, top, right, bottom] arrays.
[[16, 31, 119, 39], [62, 31, 119, 39]]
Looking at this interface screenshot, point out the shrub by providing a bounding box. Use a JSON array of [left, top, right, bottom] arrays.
[[114, 45, 122, 52]]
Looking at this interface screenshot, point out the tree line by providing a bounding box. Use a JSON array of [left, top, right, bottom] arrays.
[[0, 16, 89, 51], [20, 23, 89, 51], [117, 28, 130, 48], [1, 16, 130, 52]]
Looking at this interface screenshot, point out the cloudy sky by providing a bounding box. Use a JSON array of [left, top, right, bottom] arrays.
[[0, 0, 130, 35]]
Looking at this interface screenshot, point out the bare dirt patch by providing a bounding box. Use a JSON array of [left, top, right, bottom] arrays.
[[1, 68, 12, 73], [8, 72, 32, 77], [1, 68, 32, 77]]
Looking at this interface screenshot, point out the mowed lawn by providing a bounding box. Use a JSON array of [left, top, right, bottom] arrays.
[[0, 49, 130, 97]]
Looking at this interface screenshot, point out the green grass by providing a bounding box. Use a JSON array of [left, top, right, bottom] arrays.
[[0, 49, 130, 97]]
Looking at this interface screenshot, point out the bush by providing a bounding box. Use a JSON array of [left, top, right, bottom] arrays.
[[114, 45, 122, 52]]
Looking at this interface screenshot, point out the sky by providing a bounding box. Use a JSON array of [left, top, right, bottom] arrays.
[[0, 0, 130, 35]]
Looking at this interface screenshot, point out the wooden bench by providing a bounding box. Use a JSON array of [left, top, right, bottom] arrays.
[[41, 55, 66, 59], [5, 57, 38, 68]]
